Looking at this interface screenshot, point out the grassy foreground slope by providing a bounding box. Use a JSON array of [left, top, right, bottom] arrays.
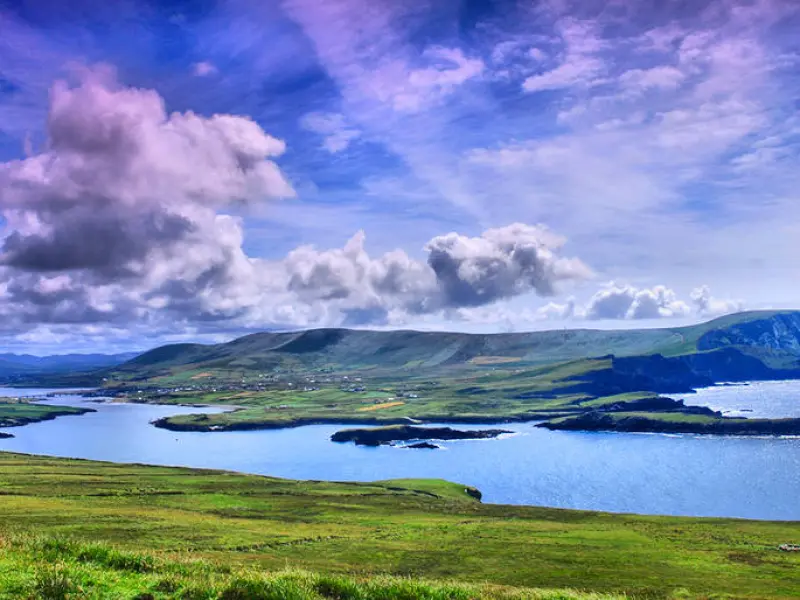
[[0, 540, 621, 600], [1, 453, 799, 599]]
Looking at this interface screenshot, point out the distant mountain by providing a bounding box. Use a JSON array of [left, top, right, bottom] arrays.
[[112, 310, 800, 380], [0, 352, 140, 380]]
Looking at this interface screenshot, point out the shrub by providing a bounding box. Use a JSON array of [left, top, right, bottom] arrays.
[[33, 562, 74, 600]]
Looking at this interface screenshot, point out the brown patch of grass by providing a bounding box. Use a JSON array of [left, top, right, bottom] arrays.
[[357, 401, 406, 412], [190, 372, 214, 380]]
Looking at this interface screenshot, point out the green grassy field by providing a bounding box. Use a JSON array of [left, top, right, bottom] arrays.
[[142, 359, 605, 431], [0, 538, 623, 600], [1, 452, 798, 599]]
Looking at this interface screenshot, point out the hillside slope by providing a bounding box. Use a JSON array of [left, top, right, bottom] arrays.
[[0, 352, 139, 378], [1, 452, 798, 598], [112, 310, 800, 380]]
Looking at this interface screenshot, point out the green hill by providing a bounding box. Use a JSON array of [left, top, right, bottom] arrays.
[[111, 310, 800, 382]]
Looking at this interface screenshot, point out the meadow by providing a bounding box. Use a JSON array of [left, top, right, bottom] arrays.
[[1, 452, 798, 599]]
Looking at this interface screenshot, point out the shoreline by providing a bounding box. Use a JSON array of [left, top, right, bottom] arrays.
[[8, 383, 800, 438], [2, 447, 800, 522]]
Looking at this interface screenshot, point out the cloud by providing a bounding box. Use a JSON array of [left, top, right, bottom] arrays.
[[0, 69, 592, 338], [425, 224, 591, 308], [367, 46, 485, 113], [0, 67, 293, 328], [0, 0, 793, 351], [277, 223, 591, 325], [691, 285, 743, 317], [584, 283, 690, 320], [619, 66, 685, 91], [192, 61, 218, 77], [537, 297, 576, 320], [300, 111, 361, 153], [534, 282, 744, 322], [522, 18, 607, 93]]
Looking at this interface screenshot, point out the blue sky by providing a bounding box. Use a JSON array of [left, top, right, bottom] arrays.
[[0, 0, 798, 353]]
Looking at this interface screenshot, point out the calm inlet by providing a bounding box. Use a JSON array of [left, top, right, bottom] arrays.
[[1, 382, 799, 520]]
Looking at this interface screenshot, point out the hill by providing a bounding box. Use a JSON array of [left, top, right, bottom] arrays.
[[1, 451, 798, 598], [0, 352, 140, 384], [85, 310, 800, 435], [111, 310, 800, 382]]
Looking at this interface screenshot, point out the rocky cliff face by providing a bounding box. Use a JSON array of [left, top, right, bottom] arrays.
[[560, 346, 800, 397], [698, 313, 800, 353]]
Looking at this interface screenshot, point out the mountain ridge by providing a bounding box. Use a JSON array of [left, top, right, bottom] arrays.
[[113, 310, 800, 379]]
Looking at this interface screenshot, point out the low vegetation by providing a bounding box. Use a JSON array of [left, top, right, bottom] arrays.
[[0, 536, 623, 600], [145, 359, 605, 431], [1, 452, 799, 598], [540, 411, 800, 435], [0, 398, 93, 428]]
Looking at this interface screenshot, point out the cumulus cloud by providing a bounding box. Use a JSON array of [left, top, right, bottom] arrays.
[[0, 68, 293, 328], [534, 282, 745, 323], [425, 224, 591, 307], [584, 282, 690, 320], [691, 285, 743, 317], [277, 224, 590, 324], [0, 70, 592, 339]]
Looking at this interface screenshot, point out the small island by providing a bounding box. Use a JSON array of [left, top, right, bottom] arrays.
[[405, 441, 440, 449], [538, 411, 800, 435], [331, 424, 512, 447], [0, 432, 13, 439]]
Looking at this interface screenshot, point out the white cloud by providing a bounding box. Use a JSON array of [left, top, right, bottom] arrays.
[[523, 18, 607, 93], [619, 66, 685, 91], [585, 283, 690, 320], [301, 111, 361, 153], [537, 297, 576, 320], [533, 282, 743, 322], [0, 68, 294, 329], [691, 285, 743, 317], [0, 71, 592, 337], [425, 224, 591, 307], [369, 47, 484, 113], [192, 61, 218, 77]]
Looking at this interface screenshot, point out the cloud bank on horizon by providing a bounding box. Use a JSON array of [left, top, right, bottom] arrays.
[[0, 0, 796, 352]]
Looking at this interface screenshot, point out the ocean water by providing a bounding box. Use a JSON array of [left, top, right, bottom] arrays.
[[1, 382, 798, 520]]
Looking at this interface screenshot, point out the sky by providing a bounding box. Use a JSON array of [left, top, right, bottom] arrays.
[[0, 0, 798, 354]]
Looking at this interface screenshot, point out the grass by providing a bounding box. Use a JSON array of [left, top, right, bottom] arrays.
[[1, 452, 799, 598], [0, 536, 623, 600], [0, 399, 91, 428], [141, 360, 607, 431]]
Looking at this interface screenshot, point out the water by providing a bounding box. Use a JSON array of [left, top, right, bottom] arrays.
[[676, 380, 800, 418], [1, 384, 799, 520]]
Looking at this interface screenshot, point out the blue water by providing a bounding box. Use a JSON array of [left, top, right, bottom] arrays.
[[0, 384, 799, 520], [676, 380, 800, 418]]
